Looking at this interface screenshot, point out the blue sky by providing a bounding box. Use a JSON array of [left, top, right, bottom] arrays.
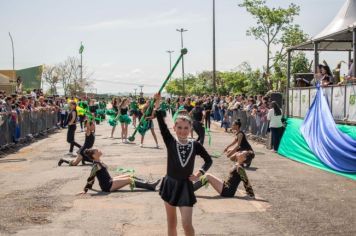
[[0, 0, 347, 94]]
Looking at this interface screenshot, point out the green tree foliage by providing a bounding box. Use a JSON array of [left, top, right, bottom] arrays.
[[165, 62, 267, 96], [239, 0, 309, 90]]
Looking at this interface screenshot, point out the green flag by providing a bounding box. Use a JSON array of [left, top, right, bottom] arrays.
[[79, 44, 84, 54]]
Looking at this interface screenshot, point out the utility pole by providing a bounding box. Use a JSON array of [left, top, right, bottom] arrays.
[[166, 50, 174, 71], [78, 42, 84, 97], [212, 0, 217, 93], [176, 28, 188, 95], [8, 32, 15, 82]]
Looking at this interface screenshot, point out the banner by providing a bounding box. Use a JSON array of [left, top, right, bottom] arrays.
[[346, 84, 356, 122], [300, 89, 309, 117], [292, 89, 300, 117], [332, 86, 345, 120], [16, 65, 44, 90]]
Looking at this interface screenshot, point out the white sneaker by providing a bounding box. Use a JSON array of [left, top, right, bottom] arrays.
[[139, 144, 143, 148]]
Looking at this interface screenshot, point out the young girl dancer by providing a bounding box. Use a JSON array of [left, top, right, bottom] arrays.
[[58, 120, 96, 166], [110, 97, 120, 138], [78, 148, 160, 194], [118, 98, 131, 143], [154, 93, 213, 236], [139, 99, 159, 148], [191, 100, 205, 145], [66, 101, 81, 156], [192, 150, 255, 198], [224, 119, 255, 168], [129, 97, 139, 127]]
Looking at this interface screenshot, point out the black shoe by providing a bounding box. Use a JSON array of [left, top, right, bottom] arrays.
[[134, 179, 161, 191], [58, 159, 64, 166]]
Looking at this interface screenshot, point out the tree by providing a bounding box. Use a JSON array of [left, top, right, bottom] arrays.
[[56, 57, 92, 96], [239, 0, 301, 89], [42, 65, 59, 95]]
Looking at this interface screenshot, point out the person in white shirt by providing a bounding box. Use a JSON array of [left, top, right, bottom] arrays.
[[267, 101, 283, 152]]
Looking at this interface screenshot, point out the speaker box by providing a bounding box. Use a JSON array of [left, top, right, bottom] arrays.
[[270, 92, 283, 108]]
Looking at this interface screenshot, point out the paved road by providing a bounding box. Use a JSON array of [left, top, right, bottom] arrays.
[[0, 117, 355, 236]]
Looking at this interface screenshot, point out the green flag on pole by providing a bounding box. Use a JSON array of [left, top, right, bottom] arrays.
[[79, 44, 84, 54]]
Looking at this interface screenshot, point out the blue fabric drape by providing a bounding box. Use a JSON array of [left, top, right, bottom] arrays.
[[300, 84, 356, 173]]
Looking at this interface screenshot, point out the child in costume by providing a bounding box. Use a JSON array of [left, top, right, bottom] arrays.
[[224, 119, 255, 168], [58, 120, 96, 166], [191, 100, 205, 145], [129, 97, 139, 127], [193, 150, 255, 198], [138, 99, 159, 148], [118, 98, 131, 143], [66, 101, 81, 156], [77, 148, 160, 194], [109, 97, 120, 138], [154, 93, 212, 236]]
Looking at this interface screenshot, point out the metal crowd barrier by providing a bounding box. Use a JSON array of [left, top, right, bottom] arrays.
[[0, 109, 58, 148], [214, 109, 269, 138]]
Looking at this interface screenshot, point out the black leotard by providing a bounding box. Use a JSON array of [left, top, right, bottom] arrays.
[[79, 132, 95, 162], [236, 131, 253, 151], [84, 161, 112, 192], [192, 106, 204, 122], [156, 110, 212, 179], [120, 107, 128, 115]]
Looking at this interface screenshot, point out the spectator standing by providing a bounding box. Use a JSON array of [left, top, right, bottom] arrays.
[[267, 101, 284, 152]]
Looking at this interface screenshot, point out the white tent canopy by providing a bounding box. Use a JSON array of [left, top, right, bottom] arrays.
[[290, 0, 356, 51]]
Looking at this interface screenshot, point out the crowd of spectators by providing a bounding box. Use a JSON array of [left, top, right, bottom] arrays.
[[209, 94, 276, 138], [0, 86, 100, 148], [166, 94, 284, 151]]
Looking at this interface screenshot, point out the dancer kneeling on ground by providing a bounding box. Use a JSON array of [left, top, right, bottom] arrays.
[[154, 93, 213, 236], [192, 150, 255, 198], [58, 120, 96, 166], [224, 119, 255, 168], [78, 148, 160, 194]]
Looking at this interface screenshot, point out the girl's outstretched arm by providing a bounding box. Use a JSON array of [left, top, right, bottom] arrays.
[[154, 94, 174, 145]]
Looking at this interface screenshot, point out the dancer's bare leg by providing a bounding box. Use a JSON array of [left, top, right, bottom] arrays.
[[164, 202, 177, 236]]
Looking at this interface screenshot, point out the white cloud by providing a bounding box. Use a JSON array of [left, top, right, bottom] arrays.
[[75, 9, 208, 31]]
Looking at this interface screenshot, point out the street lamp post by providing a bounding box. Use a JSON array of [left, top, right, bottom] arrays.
[[134, 88, 137, 97], [176, 28, 188, 95], [166, 50, 174, 71], [8, 32, 15, 82], [212, 0, 217, 93]]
